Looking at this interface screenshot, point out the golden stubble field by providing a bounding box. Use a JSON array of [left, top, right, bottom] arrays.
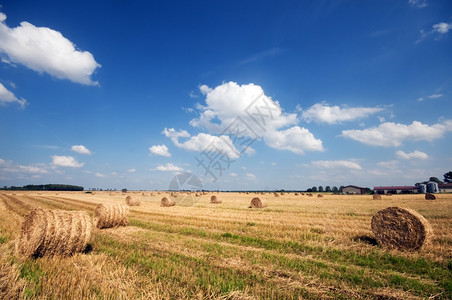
[[0, 191, 451, 299]]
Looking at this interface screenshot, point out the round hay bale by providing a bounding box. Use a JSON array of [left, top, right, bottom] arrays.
[[250, 197, 267, 208], [125, 195, 141, 206], [94, 203, 129, 229], [373, 194, 382, 200], [371, 207, 433, 251], [317, 194, 323, 198], [210, 195, 222, 204], [425, 193, 436, 200], [274, 193, 279, 197], [15, 208, 92, 258], [161, 197, 175, 207]]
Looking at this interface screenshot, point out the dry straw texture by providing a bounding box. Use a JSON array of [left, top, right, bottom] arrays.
[[373, 194, 382, 200], [125, 195, 141, 206], [94, 203, 129, 229], [15, 208, 92, 258], [210, 195, 222, 204], [250, 197, 267, 208], [425, 193, 436, 200], [161, 197, 175, 207], [371, 206, 433, 251]]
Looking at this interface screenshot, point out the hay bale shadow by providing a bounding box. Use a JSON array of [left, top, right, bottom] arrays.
[[353, 235, 378, 246], [83, 244, 93, 254]]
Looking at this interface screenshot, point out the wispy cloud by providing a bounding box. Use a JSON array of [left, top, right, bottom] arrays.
[[0, 82, 27, 108], [237, 48, 284, 67], [342, 120, 452, 147], [311, 160, 362, 170], [153, 163, 183, 172], [416, 21, 452, 43], [408, 0, 427, 8], [301, 102, 383, 124], [396, 150, 428, 160]]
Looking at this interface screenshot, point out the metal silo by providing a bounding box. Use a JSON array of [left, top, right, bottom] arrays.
[[418, 184, 426, 194], [427, 182, 439, 193]]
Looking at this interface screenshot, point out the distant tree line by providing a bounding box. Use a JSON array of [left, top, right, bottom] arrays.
[[1, 184, 84, 191], [306, 186, 344, 193]]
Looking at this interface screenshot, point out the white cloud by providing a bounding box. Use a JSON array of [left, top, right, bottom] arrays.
[[264, 127, 324, 154], [342, 120, 452, 147], [396, 150, 428, 160], [301, 103, 383, 124], [154, 163, 183, 172], [433, 22, 452, 34], [0, 82, 27, 108], [246, 173, 256, 179], [71, 145, 91, 155], [0, 12, 100, 85], [428, 94, 442, 99], [0, 158, 49, 175], [190, 81, 297, 135], [189, 82, 323, 155], [51, 155, 84, 168], [311, 160, 362, 170], [149, 144, 171, 157], [163, 128, 190, 143], [95, 173, 106, 178], [417, 21, 452, 43], [230, 172, 238, 177], [408, 0, 427, 8], [127, 168, 136, 173], [164, 128, 241, 159], [376, 160, 400, 170]]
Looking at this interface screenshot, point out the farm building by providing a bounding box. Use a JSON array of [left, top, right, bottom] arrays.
[[373, 186, 418, 194], [342, 185, 367, 195], [439, 183, 452, 193]]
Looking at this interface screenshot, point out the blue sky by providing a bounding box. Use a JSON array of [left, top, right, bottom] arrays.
[[0, 0, 451, 190]]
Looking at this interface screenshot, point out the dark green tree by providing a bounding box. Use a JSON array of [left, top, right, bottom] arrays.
[[429, 177, 443, 184], [332, 186, 338, 193], [318, 186, 324, 192], [311, 186, 318, 192], [325, 186, 331, 192], [444, 171, 452, 183]]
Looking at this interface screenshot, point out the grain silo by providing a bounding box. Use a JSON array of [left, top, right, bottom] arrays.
[[418, 184, 426, 194], [427, 182, 439, 193]]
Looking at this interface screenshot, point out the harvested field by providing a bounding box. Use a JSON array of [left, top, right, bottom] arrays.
[[0, 191, 451, 299]]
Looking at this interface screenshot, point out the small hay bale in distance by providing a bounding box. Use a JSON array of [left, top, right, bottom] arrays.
[[161, 197, 175, 207], [15, 208, 92, 258], [94, 203, 129, 229], [274, 193, 279, 197], [373, 194, 382, 200], [425, 193, 436, 200], [317, 194, 323, 198], [371, 206, 433, 251], [210, 195, 222, 204], [125, 195, 140, 206], [250, 197, 267, 208]]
